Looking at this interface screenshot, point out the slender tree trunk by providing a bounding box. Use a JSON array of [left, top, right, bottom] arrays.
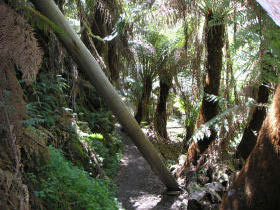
[[177, 11, 225, 177], [225, 28, 233, 101], [220, 84, 280, 210], [184, 122, 195, 150], [32, 0, 179, 191], [184, 35, 203, 147], [236, 83, 269, 160], [193, 37, 203, 99], [135, 75, 153, 124], [154, 78, 171, 139]]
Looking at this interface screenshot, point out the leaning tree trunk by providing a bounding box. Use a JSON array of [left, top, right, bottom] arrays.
[[220, 84, 280, 210], [236, 83, 269, 160], [177, 11, 225, 177], [154, 77, 172, 139], [32, 0, 179, 191], [135, 75, 153, 124]]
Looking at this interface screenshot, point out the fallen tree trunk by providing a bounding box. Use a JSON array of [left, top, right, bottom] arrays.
[[31, 0, 179, 191]]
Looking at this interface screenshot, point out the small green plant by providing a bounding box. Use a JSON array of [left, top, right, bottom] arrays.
[[87, 111, 115, 133], [31, 146, 119, 210], [85, 133, 122, 178], [23, 74, 69, 128]]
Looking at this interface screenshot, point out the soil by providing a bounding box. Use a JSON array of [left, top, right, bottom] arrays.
[[115, 128, 184, 210], [115, 118, 229, 210]]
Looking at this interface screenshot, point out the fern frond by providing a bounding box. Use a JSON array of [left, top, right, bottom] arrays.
[[85, 0, 118, 25], [190, 98, 258, 143], [96, 0, 113, 25], [0, 2, 43, 82]]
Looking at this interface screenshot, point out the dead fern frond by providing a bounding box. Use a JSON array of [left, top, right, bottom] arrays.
[[0, 2, 43, 82], [0, 4, 43, 209], [0, 60, 25, 140], [169, 0, 198, 18], [0, 168, 30, 210], [96, 0, 112, 25], [85, 0, 117, 25], [0, 59, 28, 210]]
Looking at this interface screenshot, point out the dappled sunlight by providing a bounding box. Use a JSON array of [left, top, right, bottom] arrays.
[[130, 194, 162, 209], [2, 0, 280, 209], [167, 118, 185, 142]]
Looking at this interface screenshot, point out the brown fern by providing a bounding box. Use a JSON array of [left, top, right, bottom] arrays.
[[0, 58, 28, 210], [0, 2, 43, 82], [0, 3, 43, 210]]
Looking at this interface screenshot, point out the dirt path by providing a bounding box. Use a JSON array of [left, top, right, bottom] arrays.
[[115, 128, 182, 210]]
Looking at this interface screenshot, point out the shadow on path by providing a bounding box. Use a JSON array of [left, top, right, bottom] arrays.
[[115, 128, 180, 210]]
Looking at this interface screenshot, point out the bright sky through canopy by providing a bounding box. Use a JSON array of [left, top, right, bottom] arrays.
[[256, 0, 280, 26]]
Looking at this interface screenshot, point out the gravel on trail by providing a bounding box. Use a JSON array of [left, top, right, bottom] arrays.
[[115, 128, 185, 210]]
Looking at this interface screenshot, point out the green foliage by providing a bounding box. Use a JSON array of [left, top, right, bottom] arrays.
[[30, 146, 119, 210], [6, 0, 65, 35], [232, 4, 280, 87], [23, 68, 123, 177], [88, 111, 114, 133], [24, 74, 69, 127], [22, 68, 123, 207], [64, 0, 80, 19], [189, 97, 257, 144], [176, 96, 201, 127], [84, 133, 122, 178], [77, 105, 115, 133]]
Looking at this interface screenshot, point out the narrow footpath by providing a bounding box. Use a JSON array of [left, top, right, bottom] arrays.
[[115, 127, 182, 210]]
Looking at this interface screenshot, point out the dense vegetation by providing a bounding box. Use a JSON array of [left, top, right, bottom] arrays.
[[1, 0, 280, 209]]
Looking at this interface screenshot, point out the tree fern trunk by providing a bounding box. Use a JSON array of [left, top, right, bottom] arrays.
[[236, 83, 269, 160], [220, 84, 280, 210], [177, 11, 225, 177], [154, 78, 171, 139], [135, 75, 153, 124]]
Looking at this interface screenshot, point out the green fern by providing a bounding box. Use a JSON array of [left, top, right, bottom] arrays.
[[190, 97, 257, 144], [31, 146, 119, 210]]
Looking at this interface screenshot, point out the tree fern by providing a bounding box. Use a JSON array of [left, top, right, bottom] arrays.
[[189, 97, 258, 144]]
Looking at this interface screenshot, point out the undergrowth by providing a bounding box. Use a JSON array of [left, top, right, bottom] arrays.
[[28, 146, 119, 210], [84, 133, 122, 178], [22, 70, 123, 208]]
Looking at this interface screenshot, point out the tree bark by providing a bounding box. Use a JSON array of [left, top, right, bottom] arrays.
[[154, 78, 171, 139], [220, 84, 280, 210], [32, 0, 179, 191], [108, 41, 120, 82], [236, 83, 269, 160], [81, 0, 120, 83], [135, 75, 153, 124], [177, 11, 225, 177]]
